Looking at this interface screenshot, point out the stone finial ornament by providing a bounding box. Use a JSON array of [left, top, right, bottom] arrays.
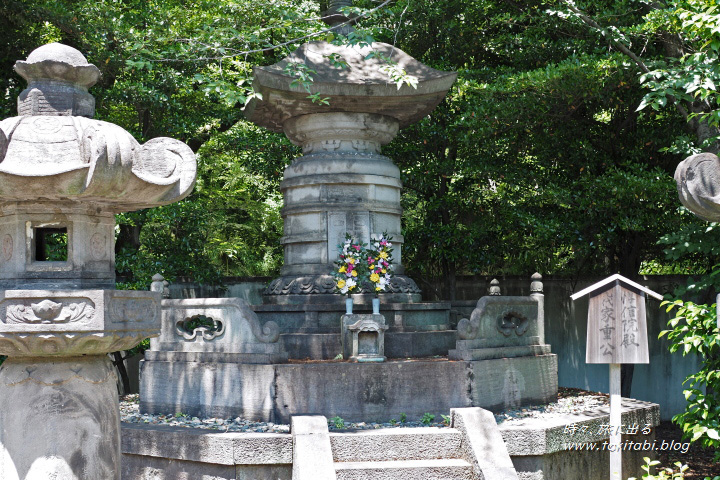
[[15, 42, 101, 117], [530, 273, 543, 294], [489, 278, 501, 296], [675, 152, 720, 221]]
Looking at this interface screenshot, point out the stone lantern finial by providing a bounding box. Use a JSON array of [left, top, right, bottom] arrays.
[[14, 43, 101, 117], [322, 0, 355, 35]]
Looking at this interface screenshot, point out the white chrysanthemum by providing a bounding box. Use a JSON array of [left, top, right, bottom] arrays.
[[347, 278, 357, 288]]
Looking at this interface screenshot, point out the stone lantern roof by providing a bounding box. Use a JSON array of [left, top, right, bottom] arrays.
[[0, 43, 196, 212], [245, 41, 457, 132]]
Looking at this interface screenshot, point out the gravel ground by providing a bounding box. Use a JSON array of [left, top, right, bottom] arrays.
[[119, 387, 609, 433]]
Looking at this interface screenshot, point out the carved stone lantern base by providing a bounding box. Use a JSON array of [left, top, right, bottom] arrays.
[[0, 355, 120, 479]]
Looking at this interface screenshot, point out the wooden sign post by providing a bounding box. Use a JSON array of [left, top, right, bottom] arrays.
[[571, 274, 662, 480]]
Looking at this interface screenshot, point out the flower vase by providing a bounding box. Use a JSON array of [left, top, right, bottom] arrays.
[[346, 297, 353, 314], [372, 297, 380, 314]]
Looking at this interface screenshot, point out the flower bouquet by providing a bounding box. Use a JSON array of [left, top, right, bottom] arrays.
[[366, 233, 393, 295], [333, 234, 367, 302]]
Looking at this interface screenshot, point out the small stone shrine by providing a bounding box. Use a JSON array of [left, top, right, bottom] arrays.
[[341, 313, 387, 362], [0, 43, 196, 479]]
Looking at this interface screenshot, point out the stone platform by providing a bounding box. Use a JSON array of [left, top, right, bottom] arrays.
[[139, 355, 558, 424], [123, 400, 660, 480], [252, 301, 455, 359]]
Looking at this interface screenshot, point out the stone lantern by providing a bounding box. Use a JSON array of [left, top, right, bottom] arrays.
[[245, 21, 456, 305], [0, 43, 196, 479]]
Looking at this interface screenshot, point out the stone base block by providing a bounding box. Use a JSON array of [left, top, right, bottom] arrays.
[[0, 355, 120, 479], [449, 344, 551, 361], [140, 355, 558, 424], [280, 330, 456, 360], [139, 360, 277, 421], [122, 399, 660, 480]]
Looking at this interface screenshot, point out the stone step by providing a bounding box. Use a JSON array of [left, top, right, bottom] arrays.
[[335, 458, 474, 480], [330, 427, 464, 462]]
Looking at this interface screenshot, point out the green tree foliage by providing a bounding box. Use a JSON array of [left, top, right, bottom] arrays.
[[369, 0, 707, 297], [661, 299, 720, 460]]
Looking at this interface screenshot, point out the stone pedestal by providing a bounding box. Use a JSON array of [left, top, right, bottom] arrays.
[[0, 356, 120, 479]]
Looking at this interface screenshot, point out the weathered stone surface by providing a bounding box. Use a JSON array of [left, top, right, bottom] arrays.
[[0, 355, 120, 480], [245, 42, 457, 132], [0, 289, 161, 356], [330, 427, 463, 462], [452, 407, 518, 480], [151, 298, 286, 363], [139, 360, 278, 421], [291, 416, 336, 480], [273, 360, 472, 423], [469, 355, 558, 412], [675, 151, 720, 221]]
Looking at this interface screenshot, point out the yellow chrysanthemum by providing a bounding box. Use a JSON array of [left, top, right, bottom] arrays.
[[337, 279, 346, 288], [379, 251, 389, 259], [370, 273, 380, 283], [351, 270, 358, 277]]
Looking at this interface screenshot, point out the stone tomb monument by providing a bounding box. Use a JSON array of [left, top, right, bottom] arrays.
[[0, 43, 196, 479], [244, 6, 459, 359]]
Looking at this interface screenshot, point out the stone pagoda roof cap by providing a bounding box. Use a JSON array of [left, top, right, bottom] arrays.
[[15, 42, 101, 88], [245, 41, 457, 132]]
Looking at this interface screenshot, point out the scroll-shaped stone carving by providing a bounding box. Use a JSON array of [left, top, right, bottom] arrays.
[[175, 315, 225, 341], [457, 317, 478, 340], [152, 298, 286, 362], [497, 311, 529, 337], [453, 296, 540, 347], [675, 152, 720, 221]]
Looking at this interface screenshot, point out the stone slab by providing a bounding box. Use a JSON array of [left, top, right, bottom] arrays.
[[451, 407, 518, 480], [291, 416, 335, 480], [139, 360, 277, 421], [449, 344, 551, 361], [469, 355, 559, 412], [274, 360, 471, 424], [330, 428, 463, 462]]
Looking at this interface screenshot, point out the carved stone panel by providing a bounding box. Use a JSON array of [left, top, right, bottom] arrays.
[[328, 212, 370, 262]]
